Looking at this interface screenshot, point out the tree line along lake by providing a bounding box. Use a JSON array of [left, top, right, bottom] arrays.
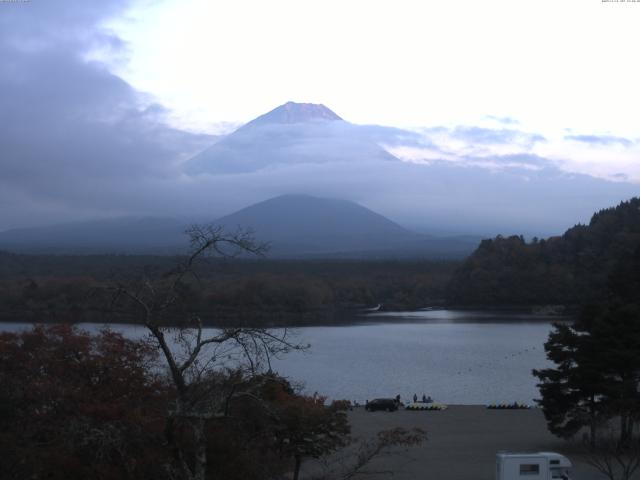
[[0, 309, 561, 405]]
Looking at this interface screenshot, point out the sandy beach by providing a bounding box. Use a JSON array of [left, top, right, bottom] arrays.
[[319, 405, 607, 480]]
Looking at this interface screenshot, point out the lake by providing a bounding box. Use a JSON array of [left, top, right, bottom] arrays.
[[0, 309, 560, 405]]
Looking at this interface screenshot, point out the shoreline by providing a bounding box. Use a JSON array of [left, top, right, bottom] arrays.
[[0, 306, 569, 329]]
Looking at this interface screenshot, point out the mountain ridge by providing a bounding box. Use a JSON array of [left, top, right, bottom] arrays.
[[0, 195, 480, 258], [215, 194, 479, 258]]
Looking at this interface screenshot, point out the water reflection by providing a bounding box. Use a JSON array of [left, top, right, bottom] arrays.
[[364, 308, 567, 324]]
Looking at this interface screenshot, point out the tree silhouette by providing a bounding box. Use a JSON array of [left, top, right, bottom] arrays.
[[111, 225, 305, 480]]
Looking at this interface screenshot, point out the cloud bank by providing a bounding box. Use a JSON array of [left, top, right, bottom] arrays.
[[385, 123, 640, 185], [0, 1, 212, 227], [0, 0, 638, 239]]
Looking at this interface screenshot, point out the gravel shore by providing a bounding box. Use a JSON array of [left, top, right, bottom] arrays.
[[333, 405, 605, 480]]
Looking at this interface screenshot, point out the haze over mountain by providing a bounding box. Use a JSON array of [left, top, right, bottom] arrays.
[[2, 2, 639, 240], [0, 217, 189, 255], [215, 194, 479, 257], [182, 101, 639, 237], [2, 47, 638, 238], [2, 93, 637, 238], [0, 195, 480, 258]]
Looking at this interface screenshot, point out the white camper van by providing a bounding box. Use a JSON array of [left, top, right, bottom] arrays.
[[496, 452, 572, 480]]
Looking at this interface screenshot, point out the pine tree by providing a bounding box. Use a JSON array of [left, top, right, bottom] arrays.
[[533, 321, 606, 446], [534, 244, 640, 447]]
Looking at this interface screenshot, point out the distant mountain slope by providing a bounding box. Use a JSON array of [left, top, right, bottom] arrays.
[[0, 196, 480, 258], [181, 101, 639, 238], [446, 197, 640, 306], [216, 194, 479, 258], [184, 101, 397, 174], [0, 217, 189, 254]]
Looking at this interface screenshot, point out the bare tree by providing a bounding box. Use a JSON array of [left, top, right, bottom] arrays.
[[579, 422, 640, 480], [112, 225, 305, 480], [311, 427, 427, 480]]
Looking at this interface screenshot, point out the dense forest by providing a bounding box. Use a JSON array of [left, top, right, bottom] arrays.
[[0, 254, 457, 326], [447, 197, 640, 308], [4, 197, 640, 324]]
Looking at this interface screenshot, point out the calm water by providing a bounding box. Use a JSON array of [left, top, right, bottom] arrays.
[[0, 310, 559, 405]]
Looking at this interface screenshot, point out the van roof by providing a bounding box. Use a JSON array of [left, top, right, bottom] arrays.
[[496, 452, 572, 468]]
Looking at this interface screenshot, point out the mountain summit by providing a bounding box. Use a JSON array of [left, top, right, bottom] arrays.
[[215, 194, 479, 257], [216, 194, 413, 254], [245, 102, 342, 128], [185, 102, 395, 174]]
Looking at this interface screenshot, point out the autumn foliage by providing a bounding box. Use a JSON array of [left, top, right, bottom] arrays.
[[0, 325, 354, 480], [0, 325, 167, 479]]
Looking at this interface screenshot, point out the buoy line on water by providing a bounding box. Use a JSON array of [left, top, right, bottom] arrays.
[[486, 403, 532, 410], [405, 403, 448, 411]]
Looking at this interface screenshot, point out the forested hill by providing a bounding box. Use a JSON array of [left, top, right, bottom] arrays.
[[446, 197, 640, 307]]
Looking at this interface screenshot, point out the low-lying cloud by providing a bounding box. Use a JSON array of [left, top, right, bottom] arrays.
[[564, 134, 633, 147], [0, 1, 212, 227], [0, 0, 638, 238], [384, 123, 640, 185]]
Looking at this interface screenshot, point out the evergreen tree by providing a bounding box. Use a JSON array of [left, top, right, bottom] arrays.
[[533, 321, 606, 446], [534, 244, 640, 447]]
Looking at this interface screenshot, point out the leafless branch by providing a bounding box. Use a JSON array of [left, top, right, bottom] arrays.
[[107, 223, 304, 480]]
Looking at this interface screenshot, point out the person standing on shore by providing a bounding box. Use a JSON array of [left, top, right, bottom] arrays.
[[413, 393, 418, 403]]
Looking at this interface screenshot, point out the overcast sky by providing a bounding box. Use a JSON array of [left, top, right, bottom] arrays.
[[0, 0, 638, 234], [108, 0, 640, 182], [109, 0, 640, 132]]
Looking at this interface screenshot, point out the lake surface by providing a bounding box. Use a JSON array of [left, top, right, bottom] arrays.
[[0, 310, 560, 405]]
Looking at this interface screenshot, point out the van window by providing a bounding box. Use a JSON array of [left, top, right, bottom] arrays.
[[520, 464, 540, 475]]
